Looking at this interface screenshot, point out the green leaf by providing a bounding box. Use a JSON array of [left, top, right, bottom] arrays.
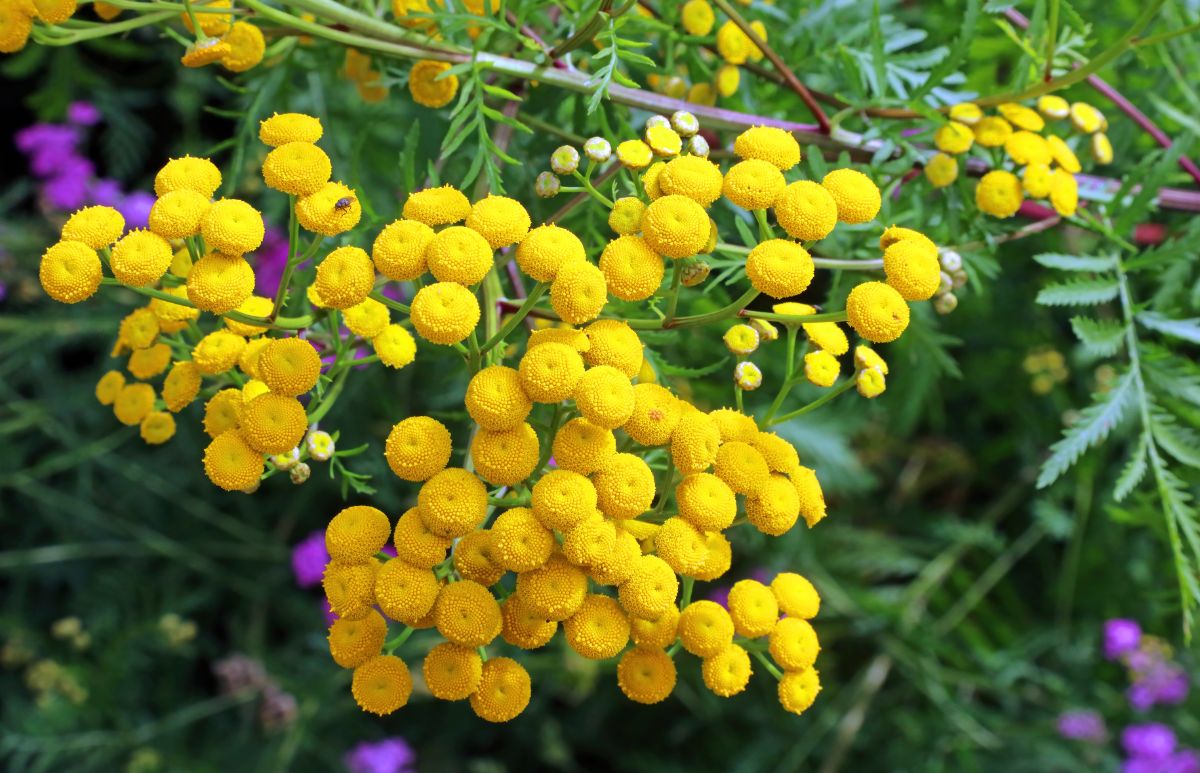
[[908, 0, 979, 103], [1036, 278, 1119, 306], [733, 215, 757, 248], [1138, 312, 1200, 345], [1114, 432, 1148, 502], [1069, 316, 1126, 356], [1037, 370, 1135, 488], [1151, 406, 1200, 469], [399, 121, 420, 200], [1033, 253, 1118, 272]]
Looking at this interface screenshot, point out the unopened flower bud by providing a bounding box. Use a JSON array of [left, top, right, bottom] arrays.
[[272, 448, 300, 471], [938, 271, 953, 296], [938, 248, 962, 272], [934, 292, 958, 315], [306, 430, 335, 461], [749, 318, 778, 342], [722, 324, 760, 355], [550, 145, 580, 175], [534, 171, 560, 198], [951, 269, 968, 289], [681, 259, 710, 287], [290, 462, 311, 484], [583, 136, 612, 163], [645, 114, 671, 131], [856, 366, 886, 398], [733, 361, 762, 390], [687, 134, 710, 158], [671, 110, 699, 137]]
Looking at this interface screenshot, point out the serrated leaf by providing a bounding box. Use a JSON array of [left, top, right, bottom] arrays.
[[1070, 316, 1126, 356], [481, 83, 523, 102], [1037, 371, 1135, 488], [1033, 253, 1117, 272], [733, 215, 757, 248], [1036, 278, 1119, 306], [909, 0, 978, 103], [1144, 347, 1200, 407], [1138, 312, 1200, 344], [1151, 406, 1200, 469], [1114, 433, 1148, 502]]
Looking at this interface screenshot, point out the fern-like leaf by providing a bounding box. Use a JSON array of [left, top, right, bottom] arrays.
[[1036, 371, 1135, 488], [1138, 312, 1200, 345], [1036, 278, 1119, 307], [1070, 316, 1126, 356], [1033, 253, 1117, 272], [1150, 405, 1200, 469], [1114, 433, 1148, 502]]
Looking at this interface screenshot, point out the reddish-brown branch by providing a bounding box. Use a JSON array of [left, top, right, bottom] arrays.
[[1004, 8, 1200, 187]]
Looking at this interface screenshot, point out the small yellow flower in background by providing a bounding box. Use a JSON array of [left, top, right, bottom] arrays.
[[645, 124, 682, 157], [1004, 131, 1051, 166], [973, 116, 1013, 147], [997, 102, 1045, 132], [924, 152, 958, 188], [948, 102, 983, 126], [716, 64, 740, 97], [723, 324, 760, 355], [1091, 132, 1113, 164], [680, 0, 714, 36], [616, 139, 653, 169], [1037, 95, 1070, 120], [804, 350, 839, 388], [716, 20, 754, 64], [934, 121, 974, 154], [975, 169, 1023, 219], [846, 281, 910, 343], [856, 367, 886, 398], [1069, 101, 1107, 134], [1047, 135, 1081, 173], [1022, 162, 1052, 199], [1049, 168, 1078, 217], [822, 168, 882, 225], [733, 361, 762, 390], [259, 112, 324, 147]]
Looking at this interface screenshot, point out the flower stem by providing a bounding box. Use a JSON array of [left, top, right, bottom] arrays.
[[570, 170, 615, 208], [663, 262, 684, 325], [753, 209, 773, 243], [769, 377, 856, 426], [480, 281, 547, 355], [679, 576, 694, 610], [307, 366, 350, 424], [368, 291, 409, 315], [752, 650, 783, 680], [763, 326, 798, 424], [99, 278, 312, 330], [384, 626, 415, 654], [741, 308, 848, 324]]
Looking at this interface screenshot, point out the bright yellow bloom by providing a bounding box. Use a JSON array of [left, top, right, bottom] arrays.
[[677, 599, 734, 657], [465, 365, 532, 431], [624, 383, 681, 446], [128, 343, 171, 380], [409, 59, 458, 108], [297, 181, 361, 236], [262, 142, 332, 196], [516, 223, 586, 281], [515, 553, 588, 620], [180, 0, 230, 35], [998, 102, 1045, 132], [465, 194, 531, 249], [202, 429, 264, 491], [372, 218, 435, 281], [857, 366, 886, 397], [1037, 95, 1070, 121], [574, 365, 635, 429], [746, 239, 814, 299], [728, 579, 779, 638], [723, 159, 786, 211], [1005, 130, 1052, 166], [600, 235, 664, 302], [616, 139, 654, 169], [645, 124, 682, 157], [385, 416, 452, 481], [702, 644, 752, 697], [62, 205, 124, 249], [641, 194, 710, 259], [769, 617, 819, 670], [552, 417, 616, 475], [434, 580, 502, 648], [186, 252, 254, 314], [804, 350, 839, 387], [373, 324, 417, 369], [713, 440, 770, 495], [629, 605, 679, 649], [470, 657, 531, 723], [745, 473, 800, 536], [426, 225, 494, 286], [618, 555, 678, 618], [328, 610, 388, 669], [593, 452, 655, 519], [654, 516, 708, 575], [722, 323, 759, 355], [716, 64, 740, 97], [1049, 168, 1078, 217], [550, 260, 607, 325], [773, 181, 837, 241], [846, 280, 910, 343], [608, 197, 646, 235], [934, 121, 974, 154], [1069, 101, 1106, 134], [374, 558, 439, 623], [1092, 132, 1113, 165], [490, 507, 554, 572], [500, 593, 558, 649], [519, 341, 584, 403], [326, 505, 391, 564], [676, 472, 736, 531], [417, 468, 487, 538], [240, 393, 307, 454], [192, 330, 246, 375], [203, 389, 243, 438], [617, 647, 677, 704], [342, 297, 389, 339], [771, 572, 820, 618], [220, 21, 265, 73], [1047, 134, 1082, 173], [973, 116, 1013, 148], [258, 112, 323, 147], [392, 506, 451, 569], [154, 155, 221, 198], [883, 238, 940, 301], [975, 169, 1023, 218], [680, 0, 714, 35], [670, 410, 721, 474], [110, 229, 173, 287], [778, 667, 821, 715], [924, 152, 958, 188], [113, 383, 156, 426], [257, 337, 320, 396], [201, 199, 264, 256], [948, 102, 982, 125], [822, 168, 881, 225], [181, 38, 230, 69], [410, 282, 480, 345], [351, 655, 412, 716], [95, 370, 125, 406], [470, 423, 539, 486], [658, 155, 724, 206], [39, 241, 101, 304], [716, 19, 757, 64], [790, 465, 827, 527], [422, 642, 482, 701], [564, 594, 630, 659]]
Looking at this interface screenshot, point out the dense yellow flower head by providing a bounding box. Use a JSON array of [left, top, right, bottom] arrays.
[[723, 159, 786, 211], [255, 338, 319, 396], [62, 205, 124, 249], [426, 225, 494, 286], [128, 343, 171, 380], [1047, 135, 1082, 174], [259, 113, 323, 147], [192, 330, 246, 375], [1005, 130, 1052, 166], [409, 59, 459, 108], [679, 0, 713, 36], [1050, 168, 1079, 217], [790, 465, 827, 527], [501, 593, 558, 649], [373, 324, 417, 369], [608, 197, 646, 235], [531, 469, 597, 531], [641, 194, 709, 259], [948, 102, 982, 125], [262, 142, 331, 196], [773, 181, 838, 241], [590, 528, 641, 585], [186, 252, 254, 313], [746, 239, 815, 299], [371, 219, 433, 280], [351, 655, 412, 716], [203, 430, 264, 491], [374, 558, 440, 623], [973, 116, 1012, 148], [593, 452, 655, 519], [645, 124, 682, 157], [752, 431, 799, 473], [822, 168, 881, 225], [110, 380, 155, 427], [326, 505, 391, 564], [734, 126, 801, 171], [677, 599, 734, 657], [516, 553, 588, 621], [934, 121, 974, 154], [403, 185, 471, 227], [465, 194, 531, 249], [465, 366, 532, 431], [201, 199, 264, 256], [676, 472, 736, 531], [110, 229, 173, 287], [692, 531, 733, 582], [581, 319, 642, 377], [618, 554, 678, 618], [770, 617, 820, 671], [599, 235, 664, 302], [0, 3, 34, 54], [470, 657, 531, 723], [975, 169, 1023, 218], [716, 64, 740, 97], [924, 152, 958, 188], [728, 579, 779, 638], [703, 644, 752, 697], [998, 102, 1045, 132], [116, 307, 160, 352], [392, 507, 451, 568], [95, 370, 126, 407], [410, 282, 480, 345], [516, 223, 586, 282], [220, 21, 265, 73], [883, 238, 941, 301], [618, 647, 677, 704], [313, 246, 374, 309], [147, 189, 209, 241], [716, 19, 758, 64], [519, 341, 585, 403], [616, 139, 653, 169], [710, 407, 758, 444], [154, 155, 221, 198], [624, 383, 681, 446], [670, 410, 721, 474], [778, 667, 821, 715], [564, 594, 630, 659], [658, 155, 724, 206], [713, 440, 770, 495], [326, 560, 381, 620], [341, 297, 389, 340], [550, 260, 607, 325], [654, 516, 708, 575], [433, 580, 502, 647], [203, 389, 243, 438], [629, 604, 679, 649], [418, 468, 487, 538], [180, 0, 229, 34], [422, 642, 482, 701], [328, 609, 388, 669], [846, 280, 910, 343], [297, 181, 362, 236], [490, 507, 554, 572], [772, 572, 820, 619], [240, 393, 307, 454], [471, 423, 539, 486], [574, 366, 635, 429], [745, 473, 800, 536], [39, 241, 101, 304]]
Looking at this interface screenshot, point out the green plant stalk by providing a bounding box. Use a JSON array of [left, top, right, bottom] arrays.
[[368, 291, 410, 314], [384, 626, 415, 654], [769, 378, 856, 426], [480, 282, 547, 354], [533, 404, 563, 476], [753, 209, 773, 242], [270, 197, 304, 321], [1044, 0, 1059, 80], [663, 262, 684, 325], [742, 308, 848, 324], [181, 0, 204, 40], [307, 366, 349, 424], [32, 9, 176, 45], [650, 456, 676, 521], [752, 649, 783, 680], [763, 326, 799, 424], [99, 279, 312, 330], [679, 576, 694, 609], [570, 169, 615, 207]]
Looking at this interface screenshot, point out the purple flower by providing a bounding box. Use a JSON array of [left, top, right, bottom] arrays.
[[344, 738, 416, 773], [43, 172, 91, 211], [119, 191, 156, 229], [291, 530, 329, 588], [253, 227, 291, 296], [708, 587, 730, 608], [1057, 710, 1107, 744], [88, 178, 125, 208], [1171, 750, 1200, 773], [1105, 619, 1143, 660], [67, 101, 102, 126], [1123, 723, 1177, 760], [15, 123, 79, 156]]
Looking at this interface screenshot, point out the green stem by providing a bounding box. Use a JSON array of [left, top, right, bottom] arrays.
[[1044, 0, 1059, 80], [533, 404, 564, 476], [769, 377, 856, 426], [271, 196, 302, 322], [466, 330, 481, 374], [384, 626, 415, 654], [752, 650, 783, 680], [679, 576, 694, 609], [650, 456, 676, 520], [763, 326, 798, 424], [482, 269, 503, 360], [368, 290, 409, 315], [753, 209, 773, 243], [663, 262, 684, 325], [32, 10, 175, 45], [734, 383, 744, 412], [1132, 20, 1200, 48], [570, 170, 615, 207], [181, 0, 204, 40], [307, 366, 350, 424], [488, 495, 531, 508], [480, 282, 547, 355], [741, 309, 848, 325]]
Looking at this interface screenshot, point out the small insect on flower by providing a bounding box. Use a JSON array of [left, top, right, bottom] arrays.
[[334, 196, 356, 210]]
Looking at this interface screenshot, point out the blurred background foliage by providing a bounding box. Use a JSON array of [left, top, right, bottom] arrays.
[[2, 0, 1200, 770]]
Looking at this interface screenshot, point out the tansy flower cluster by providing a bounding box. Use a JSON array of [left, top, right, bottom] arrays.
[[37, 112, 415, 493], [925, 98, 1113, 219]]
